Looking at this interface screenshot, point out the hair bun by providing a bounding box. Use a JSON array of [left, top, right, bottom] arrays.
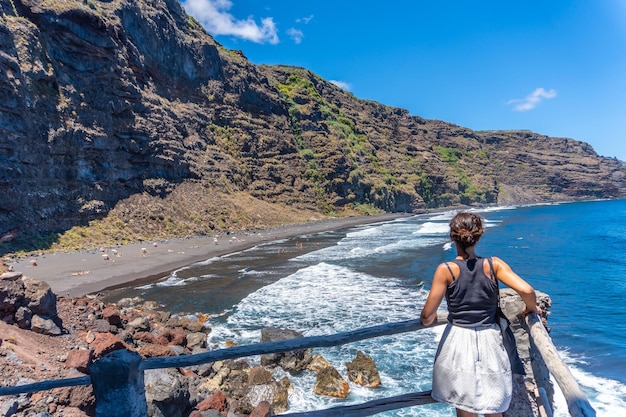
[[449, 212, 485, 249]]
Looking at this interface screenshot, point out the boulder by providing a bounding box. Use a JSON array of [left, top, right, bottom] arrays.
[[218, 360, 250, 398], [248, 367, 274, 385], [197, 389, 227, 413], [155, 327, 187, 346], [55, 385, 96, 413], [133, 331, 157, 344], [31, 314, 62, 335], [345, 350, 381, 388], [307, 353, 331, 373], [187, 332, 207, 350], [91, 318, 115, 333], [145, 368, 190, 417], [137, 343, 177, 358], [313, 366, 350, 398], [260, 327, 312, 373], [102, 306, 122, 326], [0, 273, 25, 314], [65, 349, 94, 373], [89, 332, 129, 358], [189, 411, 221, 417], [249, 401, 272, 417], [178, 316, 206, 333], [117, 297, 144, 308], [22, 277, 57, 317], [15, 306, 33, 329], [127, 316, 151, 332], [240, 380, 288, 415]]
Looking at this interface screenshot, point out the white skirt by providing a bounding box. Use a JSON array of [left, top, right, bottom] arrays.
[[431, 323, 512, 414]]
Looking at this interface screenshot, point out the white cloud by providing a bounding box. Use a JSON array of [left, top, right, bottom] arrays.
[[507, 87, 557, 112], [329, 80, 352, 91], [287, 28, 304, 44], [296, 14, 314, 24], [182, 0, 279, 44]]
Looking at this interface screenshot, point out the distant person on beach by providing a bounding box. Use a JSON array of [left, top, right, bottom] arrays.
[[420, 211, 541, 417]]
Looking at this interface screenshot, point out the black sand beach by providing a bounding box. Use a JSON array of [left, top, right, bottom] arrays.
[[7, 213, 409, 297]]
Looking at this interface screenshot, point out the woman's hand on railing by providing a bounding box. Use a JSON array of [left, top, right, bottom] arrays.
[[522, 304, 542, 317]]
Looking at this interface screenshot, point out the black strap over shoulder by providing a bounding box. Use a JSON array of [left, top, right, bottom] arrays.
[[487, 257, 496, 282], [443, 262, 456, 281]]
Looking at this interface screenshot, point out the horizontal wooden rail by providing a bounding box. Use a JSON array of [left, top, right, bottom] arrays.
[[0, 376, 91, 396], [0, 311, 597, 417], [524, 313, 596, 417], [274, 391, 437, 417], [140, 314, 449, 371], [0, 315, 448, 398]]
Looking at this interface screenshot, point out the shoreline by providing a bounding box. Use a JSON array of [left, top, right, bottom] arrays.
[[7, 213, 411, 297]]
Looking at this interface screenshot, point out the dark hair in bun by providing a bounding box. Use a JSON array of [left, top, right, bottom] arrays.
[[449, 212, 485, 249]]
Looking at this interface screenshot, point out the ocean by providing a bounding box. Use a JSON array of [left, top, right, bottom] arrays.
[[106, 199, 626, 416]]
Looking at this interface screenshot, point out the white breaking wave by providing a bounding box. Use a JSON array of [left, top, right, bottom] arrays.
[[550, 351, 626, 417], [217, 263, 426, 337], [205, 262, 446, 415], [413, 221, 449, 235], [295, 220, 449, 263]]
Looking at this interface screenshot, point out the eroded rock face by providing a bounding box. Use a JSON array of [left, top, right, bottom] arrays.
[[1, 0, 625, 246]]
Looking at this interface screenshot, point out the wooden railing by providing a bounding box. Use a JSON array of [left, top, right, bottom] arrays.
[[0, 313, 596, 417], [523, 313, 596, 417]]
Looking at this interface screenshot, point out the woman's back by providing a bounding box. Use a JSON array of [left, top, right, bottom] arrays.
[[445, 258, 499, 327]]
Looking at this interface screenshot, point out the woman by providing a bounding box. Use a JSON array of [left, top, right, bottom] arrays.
[[420, 212, 541, 417]]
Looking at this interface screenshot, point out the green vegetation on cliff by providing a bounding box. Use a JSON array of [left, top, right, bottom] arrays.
[[0, 0, 624, 254]]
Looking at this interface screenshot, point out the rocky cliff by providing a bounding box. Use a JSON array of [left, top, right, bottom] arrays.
[[1, 0, 625, 252]]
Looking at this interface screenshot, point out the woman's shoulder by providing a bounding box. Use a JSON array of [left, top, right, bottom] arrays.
[[486, 256, 514, 275], [488, 256, 508, 266], [482, 255, 505, 264], [437, 261, 460, 280]]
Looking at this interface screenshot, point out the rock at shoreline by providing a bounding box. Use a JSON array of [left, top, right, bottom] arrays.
[[0, 274, 557, 417], [346, 350, 382, 388], [259, 327, 312, 373], [313, 366, 350, 398]]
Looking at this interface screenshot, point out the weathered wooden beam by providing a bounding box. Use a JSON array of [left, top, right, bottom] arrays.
[[0, 314, 448, 398], [141, 314, 448, 371], [273, 391, 437, 417], [0, 376, 91, 396], [0, 311, 599, 417], [90, 349, 147, 417], [524, 313, 596, 417]]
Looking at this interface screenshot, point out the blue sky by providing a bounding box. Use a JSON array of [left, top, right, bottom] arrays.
[[180, 1, 626, 161]]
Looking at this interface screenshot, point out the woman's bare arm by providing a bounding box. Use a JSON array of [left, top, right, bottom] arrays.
[[420, 263, 453, 326], [492, 257, 541, 315]]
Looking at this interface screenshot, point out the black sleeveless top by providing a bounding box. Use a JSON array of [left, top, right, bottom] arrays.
[[445, 258, 499, 327]]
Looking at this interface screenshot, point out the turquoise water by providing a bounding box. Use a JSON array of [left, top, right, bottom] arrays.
[[107, 199, 626, 416]]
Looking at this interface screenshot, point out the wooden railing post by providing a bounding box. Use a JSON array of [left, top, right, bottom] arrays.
[[524, 313, 596, 417], [89, 349, 148, 417]]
